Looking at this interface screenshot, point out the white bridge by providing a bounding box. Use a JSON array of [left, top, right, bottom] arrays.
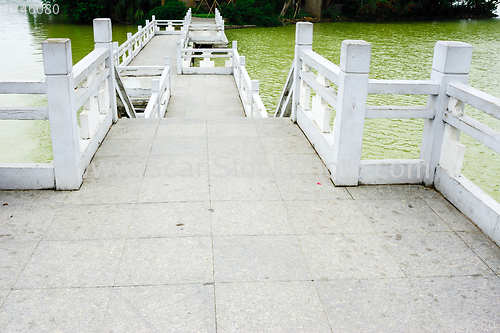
[[0, 11, 500, 332]]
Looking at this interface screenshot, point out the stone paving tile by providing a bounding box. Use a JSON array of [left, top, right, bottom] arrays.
[[0, 206, 56, 241], [211, 200, 294, 236], [382, 232, 494, 278], [14, 240, 124, 288], [101, 284, 216, 333], [209, 154, 273, 180], [0, 287, 111, 332], [457, 231, 500, 275], [410, 275, 500, 332], [44, 204, 134, 241], [215, 281, 331, 333], [285, 200, 376, 234], [160, 117, 206, 125], [267, 153, 327, 177], [207, 117, 252, 124], [115, 237, 213, 286], [209, 176, 281, 201], [0, 190, 68, 207], [138, 176, 210, 203], [105, 120, 159, 139], [261, 135, 315, 155], [0, 288, 9, 306], [422, 196, 479, 232], [165, 108, 186, 117], [95, 138, 154, 157], [208, 137, 266, 157], [0, 240, 38, 289], [315, 278, 442, 332], [151, 136, 208, 156], [276, 174, 351, 201], [299, 234, 405, 280], [85, 155, 149, 179], [213, 235, 311, 282], [156, 122, 207, 137], [145, 154, 208, 178], [65, 178, 142, 205], [254, 121, 304, 138], [356, 199, 452, 233], [129, 202, 211, 238], [347, 184, 438, 200], [207, 123, 258, 138]]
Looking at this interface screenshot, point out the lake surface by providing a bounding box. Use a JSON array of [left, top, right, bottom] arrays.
[[1, 0, 499, 201]]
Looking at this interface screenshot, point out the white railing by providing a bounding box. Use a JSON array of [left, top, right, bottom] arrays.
[[232, 42, 267, 117], [143, 58, 172, 118], [114, 9, 192, 67], [215, 8, 224, 30], [114, 19, 155, 67], [175, 15, 266, 117], [155, 20, 185, 34], [180, 48, 233, 74], [0, 19, 117, 190], [279, 22, 500, 246], [0, 80, 53, 189]]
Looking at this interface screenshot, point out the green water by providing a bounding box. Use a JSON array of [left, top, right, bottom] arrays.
[[1, 2, 499, 201], [225, 20, 500, 201], [0, 0, 133, 163]]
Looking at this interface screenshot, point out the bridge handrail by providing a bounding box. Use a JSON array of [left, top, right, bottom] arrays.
[[232, 43, 266, 117], [281, 22, 500, 246], [0, 19, 118, 190], [113, 9, 192, 66], [144, 58, 171, 118], [0, 80, 48, 120]]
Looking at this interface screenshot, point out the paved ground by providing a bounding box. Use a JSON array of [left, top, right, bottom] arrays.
[[1, 34, 500, 331]]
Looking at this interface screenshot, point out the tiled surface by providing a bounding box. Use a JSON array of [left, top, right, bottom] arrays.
[[1, 41, 499, 332]]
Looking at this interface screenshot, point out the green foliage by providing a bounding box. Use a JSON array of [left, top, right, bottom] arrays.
[[42, 0, 105, 23], [220, 0, 282, 26], [141, 1, 188, 24], [322, 6, 341, 20], [332, 0, 499, 20], [357, 0, 401, 20], [42, 0, 172, 23], [111, 0, 162, 23]]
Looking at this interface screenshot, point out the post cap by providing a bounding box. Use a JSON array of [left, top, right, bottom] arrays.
[[340, 40, 371, 73], [295, 22, 313, 46], [42, 38, 73, 75], [432, 41, 473, 74], [93, 18, 112, 43]]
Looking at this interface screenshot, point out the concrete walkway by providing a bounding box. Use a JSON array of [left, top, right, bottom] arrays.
[[1, 34, 500, 332]]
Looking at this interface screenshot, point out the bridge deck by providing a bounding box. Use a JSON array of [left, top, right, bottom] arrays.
[[1, 32, 500, 332]]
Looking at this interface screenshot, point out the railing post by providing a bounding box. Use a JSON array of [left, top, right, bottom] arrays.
[[232, 41, 237, 75], [94, 18, 118, 123], [126, 32, 133, 60], [145, 20, 150, 40], [165, 56, 171, 99], [239, 56, 245, 93], [331, 40, 371, 186], [152, 15, 157, 33], [176, 40, 182, 74], [137, 25, 143, 49], [152, 78, 160, 118], [291, 22, 313, 122], [420, 41, 473, 186], [251, 80, 259, 117], [112, 41, 119, 66], [43, 39, 81, 190]]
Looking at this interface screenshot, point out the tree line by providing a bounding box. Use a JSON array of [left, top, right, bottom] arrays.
[[42, 0, 498, 24]]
